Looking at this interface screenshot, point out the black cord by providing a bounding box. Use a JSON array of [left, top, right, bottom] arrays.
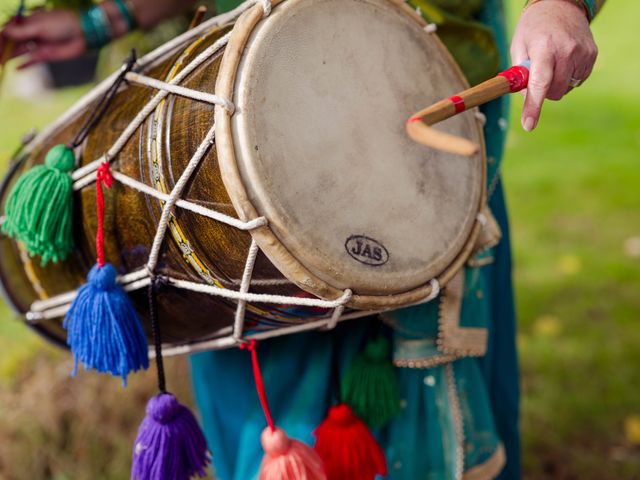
[[16, 0, 25, 18], [68, 49, 137, 150], [147, 275, 167, 394]]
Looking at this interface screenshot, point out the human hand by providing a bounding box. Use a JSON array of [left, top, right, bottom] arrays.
[[511, 0, 598, 131], [0, 9, 86, 69]]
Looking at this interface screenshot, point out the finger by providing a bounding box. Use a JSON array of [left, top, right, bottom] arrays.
[[522, 50, 554, 131], [547, 54, 573, 100], [510, 40, 528, 67], [10, 42, 34, 59], [573, 45, 598, 85], [3, 16, 46, 43], [17, 39, 86, 69]]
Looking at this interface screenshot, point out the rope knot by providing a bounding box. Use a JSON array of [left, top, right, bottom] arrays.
[[260, 0, 272, 16], [97, 161, 113, 189], [239, 339, 258, 352]]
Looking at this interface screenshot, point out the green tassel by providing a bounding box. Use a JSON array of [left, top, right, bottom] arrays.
[[2, 144, 75, 265], [341, 336, 401, 429]]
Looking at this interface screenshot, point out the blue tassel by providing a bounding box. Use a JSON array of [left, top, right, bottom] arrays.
[[64, 263, 149, 383]]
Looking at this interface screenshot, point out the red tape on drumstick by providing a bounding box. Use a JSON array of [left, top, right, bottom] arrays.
[[497, 65, 530, 92], [449, 95, 466, 113]]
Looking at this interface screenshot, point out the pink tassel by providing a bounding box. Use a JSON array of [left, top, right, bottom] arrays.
[[240, 341, 327, 480], [259, 427, 326, 480]]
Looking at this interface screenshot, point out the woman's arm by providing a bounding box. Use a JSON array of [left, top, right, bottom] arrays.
[[1, 0, 196, 68]]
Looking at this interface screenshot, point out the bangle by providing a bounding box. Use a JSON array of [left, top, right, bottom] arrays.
[[80, 4, 113, 49], [524, 0, 591, 20], [113, 0, 137, 31]]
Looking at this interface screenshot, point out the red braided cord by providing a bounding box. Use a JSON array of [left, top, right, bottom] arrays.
[[241, 340, 276, 431], [95, 162, 113, 267]]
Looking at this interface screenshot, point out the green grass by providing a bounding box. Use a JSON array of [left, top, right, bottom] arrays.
[[0, 0, 639, 478], [505, 0, 640, 476]]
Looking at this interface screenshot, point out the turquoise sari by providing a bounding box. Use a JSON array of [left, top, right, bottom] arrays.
[[191, 1, 520, 478]]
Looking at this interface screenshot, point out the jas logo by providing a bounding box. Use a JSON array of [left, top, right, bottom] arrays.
[[345, 235, 389, 267]]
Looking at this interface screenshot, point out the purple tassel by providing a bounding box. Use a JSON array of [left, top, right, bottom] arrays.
[[132, 393, 210, 480]]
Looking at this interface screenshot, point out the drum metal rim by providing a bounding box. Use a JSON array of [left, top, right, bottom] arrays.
[[214, 0, 488, 310]]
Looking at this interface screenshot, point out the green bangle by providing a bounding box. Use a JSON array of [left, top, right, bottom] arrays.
[[113, 0, 137, 31], [80, 5, 113, 49], [79, 11, 97, 49]]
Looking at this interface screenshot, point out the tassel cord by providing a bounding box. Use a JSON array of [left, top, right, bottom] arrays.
[[69, 50, 137, 150], [95, 162, 113, 267], [241, 340, 275, 431], [148, 276, 167, 394]]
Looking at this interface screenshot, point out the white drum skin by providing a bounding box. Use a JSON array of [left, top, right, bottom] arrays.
[[216, 0, 486, 304]]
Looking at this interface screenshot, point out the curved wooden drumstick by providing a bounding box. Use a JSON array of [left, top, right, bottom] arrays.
[[406, 62, 530, 156]]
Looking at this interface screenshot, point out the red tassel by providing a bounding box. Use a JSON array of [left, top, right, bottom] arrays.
[[314, 404, 387, 480], [259, 426, 326, 480]]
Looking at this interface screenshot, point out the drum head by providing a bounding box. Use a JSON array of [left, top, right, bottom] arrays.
[[217, 0, 484, 300]]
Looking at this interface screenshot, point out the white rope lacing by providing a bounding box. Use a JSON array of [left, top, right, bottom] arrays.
[[157, 308, 378, 358], [232, 239, 260, 340], [260, 0, 272, 16], [145, 122, 217, 274], [72, 31, 233, 191], [474, 111, 487, 126], [424, 23, 437, 34], [19, 0, 442, 356], [125, 72, 235, 113], [28, 276, 354, 322]]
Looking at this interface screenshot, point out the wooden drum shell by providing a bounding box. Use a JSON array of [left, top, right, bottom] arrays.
[[0, 0, 487, 351]]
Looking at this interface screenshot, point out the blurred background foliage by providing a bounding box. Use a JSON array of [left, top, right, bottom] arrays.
[[0, 0, 639, 479]]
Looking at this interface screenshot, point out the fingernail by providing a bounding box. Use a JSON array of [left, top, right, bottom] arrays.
[[522, 117, 535, 132]]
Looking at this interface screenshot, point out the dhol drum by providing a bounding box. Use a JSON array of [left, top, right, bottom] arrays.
[[0, 0, 491, 355]]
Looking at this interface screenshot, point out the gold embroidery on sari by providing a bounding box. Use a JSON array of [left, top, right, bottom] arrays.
[[438, 270, 488, 357], [463, 444, 507, 480]]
